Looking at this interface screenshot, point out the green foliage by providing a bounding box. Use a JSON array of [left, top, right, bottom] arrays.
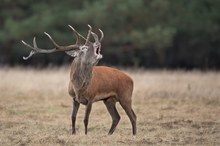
[[0, 0, 220, 69]]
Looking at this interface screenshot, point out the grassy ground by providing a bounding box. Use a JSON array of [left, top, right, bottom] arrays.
[[0, 67, 220, 146]]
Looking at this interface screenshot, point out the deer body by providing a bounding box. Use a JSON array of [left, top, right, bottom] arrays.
[[22, 25, 136, 135], [69, 66, 133, 105], [69, 58, 136, 135]]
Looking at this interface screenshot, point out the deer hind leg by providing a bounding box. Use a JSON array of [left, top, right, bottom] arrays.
[[103, 97, 121, 135], [72, 99, 80, 134], [119, 98, 137, 135], [84, 102, 92, 135]]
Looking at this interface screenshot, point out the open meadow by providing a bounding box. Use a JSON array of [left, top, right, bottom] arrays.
[[0, 67, 219, 146]]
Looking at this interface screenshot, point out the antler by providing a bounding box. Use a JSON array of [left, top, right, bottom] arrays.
[[22, 25, 103, 60], [22, 30, 81, 60], [85, 24, 92, 45]]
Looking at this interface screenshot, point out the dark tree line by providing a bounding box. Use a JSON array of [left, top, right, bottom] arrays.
[[0, 0, 220, 69]]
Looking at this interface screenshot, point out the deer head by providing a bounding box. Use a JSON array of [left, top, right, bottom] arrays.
[[22, 24, 104, 66], [74, 25, 104, 66]]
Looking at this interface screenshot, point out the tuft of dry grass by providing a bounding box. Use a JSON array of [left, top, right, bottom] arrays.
[[0, 67, 220, 146]]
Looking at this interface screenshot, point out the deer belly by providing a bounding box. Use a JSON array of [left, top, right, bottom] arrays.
[[93, 92, 117, 102]]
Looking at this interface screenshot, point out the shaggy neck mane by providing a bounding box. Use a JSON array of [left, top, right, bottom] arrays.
[[70, 57, 93, 93]]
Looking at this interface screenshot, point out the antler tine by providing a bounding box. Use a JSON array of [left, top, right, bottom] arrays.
[[44, 32, 60, 48], [22, 38, 37, 51], [91, 29, 104, 43], [91, 32, 99, 42], [85, 24, 92, 45], [99, 29, 104, 42], [33, 37, 38, 48], [68, 25, 87, 41], [22, 50, 35, 60], [43, 32, 80, 52], [68, 25, 80, 45], [22, 38, 39, 60]]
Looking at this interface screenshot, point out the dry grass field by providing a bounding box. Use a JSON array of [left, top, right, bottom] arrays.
[[0, 67, 220, 146]]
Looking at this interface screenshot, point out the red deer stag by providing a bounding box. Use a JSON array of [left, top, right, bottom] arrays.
[[22, 25, 136, 135]]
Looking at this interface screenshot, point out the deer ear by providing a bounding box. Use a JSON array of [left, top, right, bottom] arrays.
[[65, 50, 79, 57]]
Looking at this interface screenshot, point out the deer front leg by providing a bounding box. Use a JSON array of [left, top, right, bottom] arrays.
[[72, 99, 80, 134], [84, 102, 92, 135]]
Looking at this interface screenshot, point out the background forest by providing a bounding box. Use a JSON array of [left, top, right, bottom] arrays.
[[1, 1, 220, 145], [1, 0, 220, 69]]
